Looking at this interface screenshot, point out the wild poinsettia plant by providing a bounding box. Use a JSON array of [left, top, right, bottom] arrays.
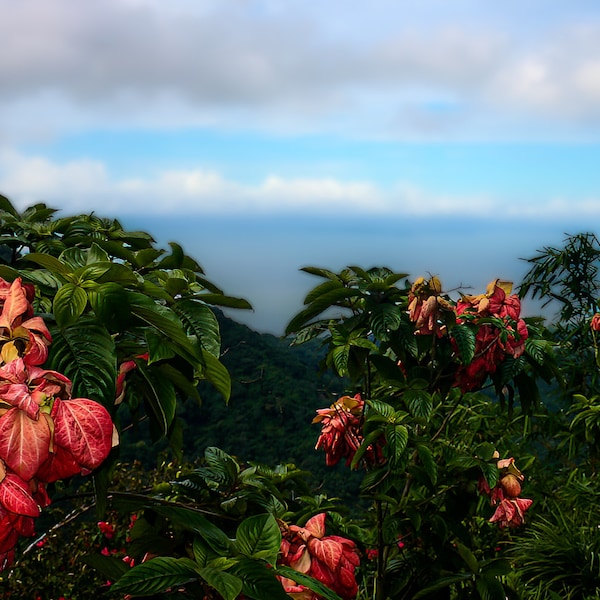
[[288, 267, 557, 599], [0, 277, 116, 569], [279, 513, 360, 600]]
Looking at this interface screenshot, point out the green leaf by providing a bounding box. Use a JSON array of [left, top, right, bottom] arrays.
[[200, 348, 231, 403], [128, 291, 200, 365], [304, 279, 343, 304], [330, 344, 350, 377], [385, 423, 408, 465], [274, 565, 343, 600], [235, 514, 281, 564], [476, 574, 506, 600], [173, 298, 221, 357], [456, 541, 479, 574], [87, 281, 131, 331], [196, 293, 252, 310], [136, 362, 177, 438], [369, 303, 403, 341], [197, 566, 243, 600], [83, 552, 131, 582], [412, 573, 473, 599], [416, 443, 438, 486], [350, 428, 384, 469], [404, 388, 433, 420], [22, 252, 73, 277], [151, 505, 233, 555], [53, 283, 88, 327], [286, 288, 362, 334], [230, 557, 290, 600], [110, 557, 198, 594], [452, 324, 476, 364], [47, 317, 117, 409]]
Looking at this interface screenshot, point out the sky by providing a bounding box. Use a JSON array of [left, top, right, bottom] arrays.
[[1, 1, 600, 334]]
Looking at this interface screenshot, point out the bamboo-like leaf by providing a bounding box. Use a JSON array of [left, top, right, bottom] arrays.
[[110, 557, 198, 594]]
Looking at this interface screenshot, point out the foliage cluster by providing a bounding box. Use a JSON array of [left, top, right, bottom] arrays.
[[1, 195, 600, 599]]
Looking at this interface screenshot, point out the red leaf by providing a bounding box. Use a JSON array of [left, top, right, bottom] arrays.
[[0, 473, 40, 517], [36, 445, 82, 483], [308, 537, 343, 571], [304, 513, 326, 539], [52, 398, 114, 469], [0, 279, 28, 330], [0, 408, 51, 481]]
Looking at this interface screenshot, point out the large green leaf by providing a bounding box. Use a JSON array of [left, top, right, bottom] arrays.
[[110, 556, 198, 594], [230, 557, 290, 600], [47, 317, 117, 409], [200, 348, 231, 403], [87, 281, 131, 332], [128, 291, 200, 365], [136, 362, 177, 438], [235, 514, 281, 564], [53, 283, 88, 328], [22, 252, 73, 277], [368, 302, 403, 341], [173, 298, 221, 357], [197, 566, 243, 600]]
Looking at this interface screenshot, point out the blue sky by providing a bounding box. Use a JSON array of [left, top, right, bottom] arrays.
[[1, 1, 600, 333]]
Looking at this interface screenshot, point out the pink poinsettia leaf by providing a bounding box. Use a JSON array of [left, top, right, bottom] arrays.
[[0, 382, 38, 420], [52, 398, 114, 469], [36, 444, 83, 483], [9, 512, 36, 537], [0, 408, 51, 481], [304, 513, 326, 539], [308, 537, 344, 571], [0, 473, 40, 517], [0, 518, 19, 553], [0, 279, 28, 330]]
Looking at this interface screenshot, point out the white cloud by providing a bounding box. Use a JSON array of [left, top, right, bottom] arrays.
[[2, 149, 599, 221]]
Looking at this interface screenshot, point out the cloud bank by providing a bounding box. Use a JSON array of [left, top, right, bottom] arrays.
[[2, 0, 600, 141]]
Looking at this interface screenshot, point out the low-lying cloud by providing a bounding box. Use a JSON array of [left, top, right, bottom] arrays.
[[1, 149, 598, 222]]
